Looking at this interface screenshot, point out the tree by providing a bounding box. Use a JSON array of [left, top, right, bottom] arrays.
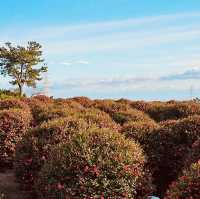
[[0, 41, 48, 96]]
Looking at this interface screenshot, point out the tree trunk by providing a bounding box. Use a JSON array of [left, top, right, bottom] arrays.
[[18, 84, 23, 97]]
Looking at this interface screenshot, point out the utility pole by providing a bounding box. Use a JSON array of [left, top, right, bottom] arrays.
[[190, 85, 193, 100], [43, 71, 49, 96]]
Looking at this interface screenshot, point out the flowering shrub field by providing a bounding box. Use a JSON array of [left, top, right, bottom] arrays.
[[0, 95, 199, 198]]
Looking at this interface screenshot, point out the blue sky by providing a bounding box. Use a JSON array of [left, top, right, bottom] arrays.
[[1, 1, 200, 100]]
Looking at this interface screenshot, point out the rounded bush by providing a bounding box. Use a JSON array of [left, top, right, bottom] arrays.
[[54, 98, 84, 110], [15, 116, 88, 190], [165, 161, 200, 199], [145, 102, 174, 122], [184, 139, 200, 169], [146, 101, 200, 122], [145, 115, 200, 196], [36, 105, 77, 123], [121, 120, 159, 145], [78, 108, 120, 131], [116, 98, 132, 105], [93, 99, 130, 114], [70, 96, 94, 108], [31, 95, 53, 104], [111, 109, 152, 125], [0, 99, 29, 110], [130, 100, 151, 112], [24, 98, 54, 125], [0, 109, 31, 168], [35, 128, 154, 199], [172, 101, 200, 118]]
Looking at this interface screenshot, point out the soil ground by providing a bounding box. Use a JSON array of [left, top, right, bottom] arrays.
[[0, 170, 30, 199]]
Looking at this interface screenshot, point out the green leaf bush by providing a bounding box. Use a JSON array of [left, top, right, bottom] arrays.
[[35, 128, 154, 199], [0, 108, 31, 168]]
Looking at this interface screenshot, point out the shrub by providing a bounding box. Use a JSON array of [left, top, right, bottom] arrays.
[[0, 99, 29, 110], [35, 128, 154, 199], [146, 101, 200, 122], [31, 95, 53, 104], [0, 89, 21, 99], [145, 102, 174, 122], [23, 98, 54, 125], [54, 98, 84, 110], [15, 116, 88, 191], [173, 101, 200, 118], [36, 105, 76, 123], [93, 99, 130, 114], [159, 119, 177, 127], [93, 99, 151, 125], [116, 98, 132, 105], [121, 120, 159, 145], [145, 115, 200, 196], [0, 109, 31, 168], [69, 96, 94, 108], [130, 100, 151, 112], [165, 161, 200, 199], [111, 109, 152, 125], [184, 139, 200, 169], [78, 108, 120, 131]]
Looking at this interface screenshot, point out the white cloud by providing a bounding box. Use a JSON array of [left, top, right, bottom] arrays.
[[60, 60, 89, 66], [76, 60, 89, 65], [61, 62, 73, 66]]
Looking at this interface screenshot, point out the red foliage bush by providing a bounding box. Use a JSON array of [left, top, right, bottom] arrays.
[[184, 139, 200, 169], [145, 115, 200, 196], [15, 116, 88, 191], [35, 128, 154, 199], [69, 96, 94, 108], [0, 109, 31, 168], [78, 108, 120, 131], [0, 99, 29, 110], [121, 120, 159, 145], [159, 119, 177, 127], [36, 105, 77, 124], [111, 109, 152, 125], [54, 98, 84, 110], [145, 101, 200, 122], [116, 98, 132, 105], [93, 99, 151, 125], [165, 161, 200, 199], [24, 99, 50, 125], [93, 99, 130, 114], [130, 100, 151, 112], [31, 95, 53, 104]]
